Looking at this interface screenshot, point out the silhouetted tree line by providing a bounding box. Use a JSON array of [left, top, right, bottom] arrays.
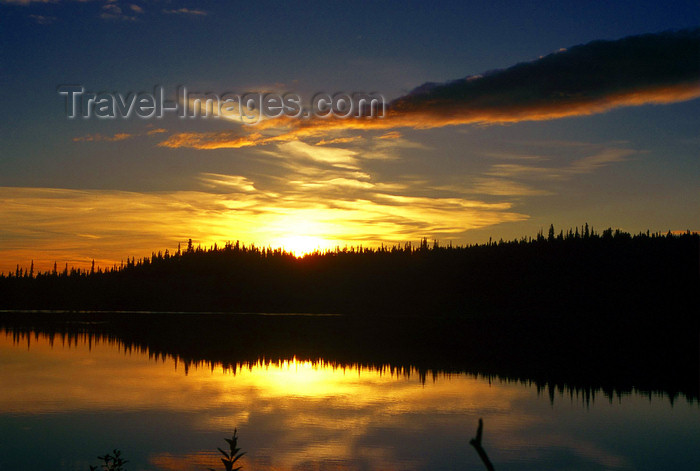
[[0, 226, 697, 318]]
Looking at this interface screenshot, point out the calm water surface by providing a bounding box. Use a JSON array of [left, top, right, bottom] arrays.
[[0, 330, 698, 471]]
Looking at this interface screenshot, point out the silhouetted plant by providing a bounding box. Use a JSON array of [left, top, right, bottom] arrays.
[[209, 429, 245, 471], [89, 449, 128, 471]]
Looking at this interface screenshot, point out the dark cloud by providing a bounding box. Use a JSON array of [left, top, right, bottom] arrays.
[[389, 29, 700, 125], [159, 29, 700, 150]]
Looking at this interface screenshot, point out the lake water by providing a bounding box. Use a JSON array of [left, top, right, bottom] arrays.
[[1, 328, 698, 471]]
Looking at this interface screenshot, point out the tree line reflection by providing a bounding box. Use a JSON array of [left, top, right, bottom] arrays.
[[2, 308, 697, 405]]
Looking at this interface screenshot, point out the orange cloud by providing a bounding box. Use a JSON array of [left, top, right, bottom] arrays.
[[314, 136, 364, 146], [158, 131, 265, 149], [378, 131, 402, 139], [146, 127, 168, 135], [73, 132, 134, 142]]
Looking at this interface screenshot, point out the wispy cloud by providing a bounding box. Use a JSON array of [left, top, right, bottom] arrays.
[[378, 131, 402, 140], [74, 128, 169, 142], [277, 140, 359, 167], [146, 127, 167, 135], [28, 13, 56, 23], [100, 1, 139, 21], [162, 7, 206, 16], [569, 148, 634, 173], [2, 1, 210, 20], [485, 147, 633, 180], [1, 0, 57, 4], [72, 132, 134, 142], [314, 136, 364, 146], [158, 131, 261, 150], [469, 178, 553, 197], [199, 174, 257, 192]]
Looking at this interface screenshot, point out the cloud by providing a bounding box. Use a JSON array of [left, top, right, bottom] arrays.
[[314, 136, 364, 146], [100, 2, 133, 21], [485, 147, 633, 181], [388, 29, 700, 126], [468, 178, 553, 196], [1, 0, 212, 22], [158, 29, 700, 150], [28, 13, 56, 23], [162, 7, 206, 16], [378, 131, 402, 140], [199, 173, 257, 192], [568, 148, 633, 173], [1, 0, 57, 4], [277, 140, 359, 167], [146, 127, 168, 135], [5, 0, 149, 20], [72, 132, 134, 142], [483, 152, 548, 162], [158, 131, 263, 149], [74, 128, 170, 142], [289, 177, 375, 191]]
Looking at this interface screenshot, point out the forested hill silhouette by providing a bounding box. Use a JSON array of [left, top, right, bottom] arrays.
[[1, 226, 698, 316]]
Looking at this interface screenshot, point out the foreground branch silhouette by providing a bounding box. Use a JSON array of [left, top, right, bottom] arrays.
[[470, 418, 495, 471]]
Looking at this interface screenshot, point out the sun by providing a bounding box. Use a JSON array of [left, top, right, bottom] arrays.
[[273, 235, 330, 257], [262, 212, 344, 256]]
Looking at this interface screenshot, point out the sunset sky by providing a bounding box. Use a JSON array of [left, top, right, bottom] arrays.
[[1, 1, 699, 273]]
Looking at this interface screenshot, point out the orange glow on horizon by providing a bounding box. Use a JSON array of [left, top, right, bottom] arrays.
[[0, 185, 525, 274]]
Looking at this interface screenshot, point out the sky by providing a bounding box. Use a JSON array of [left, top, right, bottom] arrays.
[[0, 0, 699, 273]]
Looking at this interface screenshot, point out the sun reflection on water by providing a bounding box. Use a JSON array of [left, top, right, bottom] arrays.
[[2, 329, 698, 471]]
